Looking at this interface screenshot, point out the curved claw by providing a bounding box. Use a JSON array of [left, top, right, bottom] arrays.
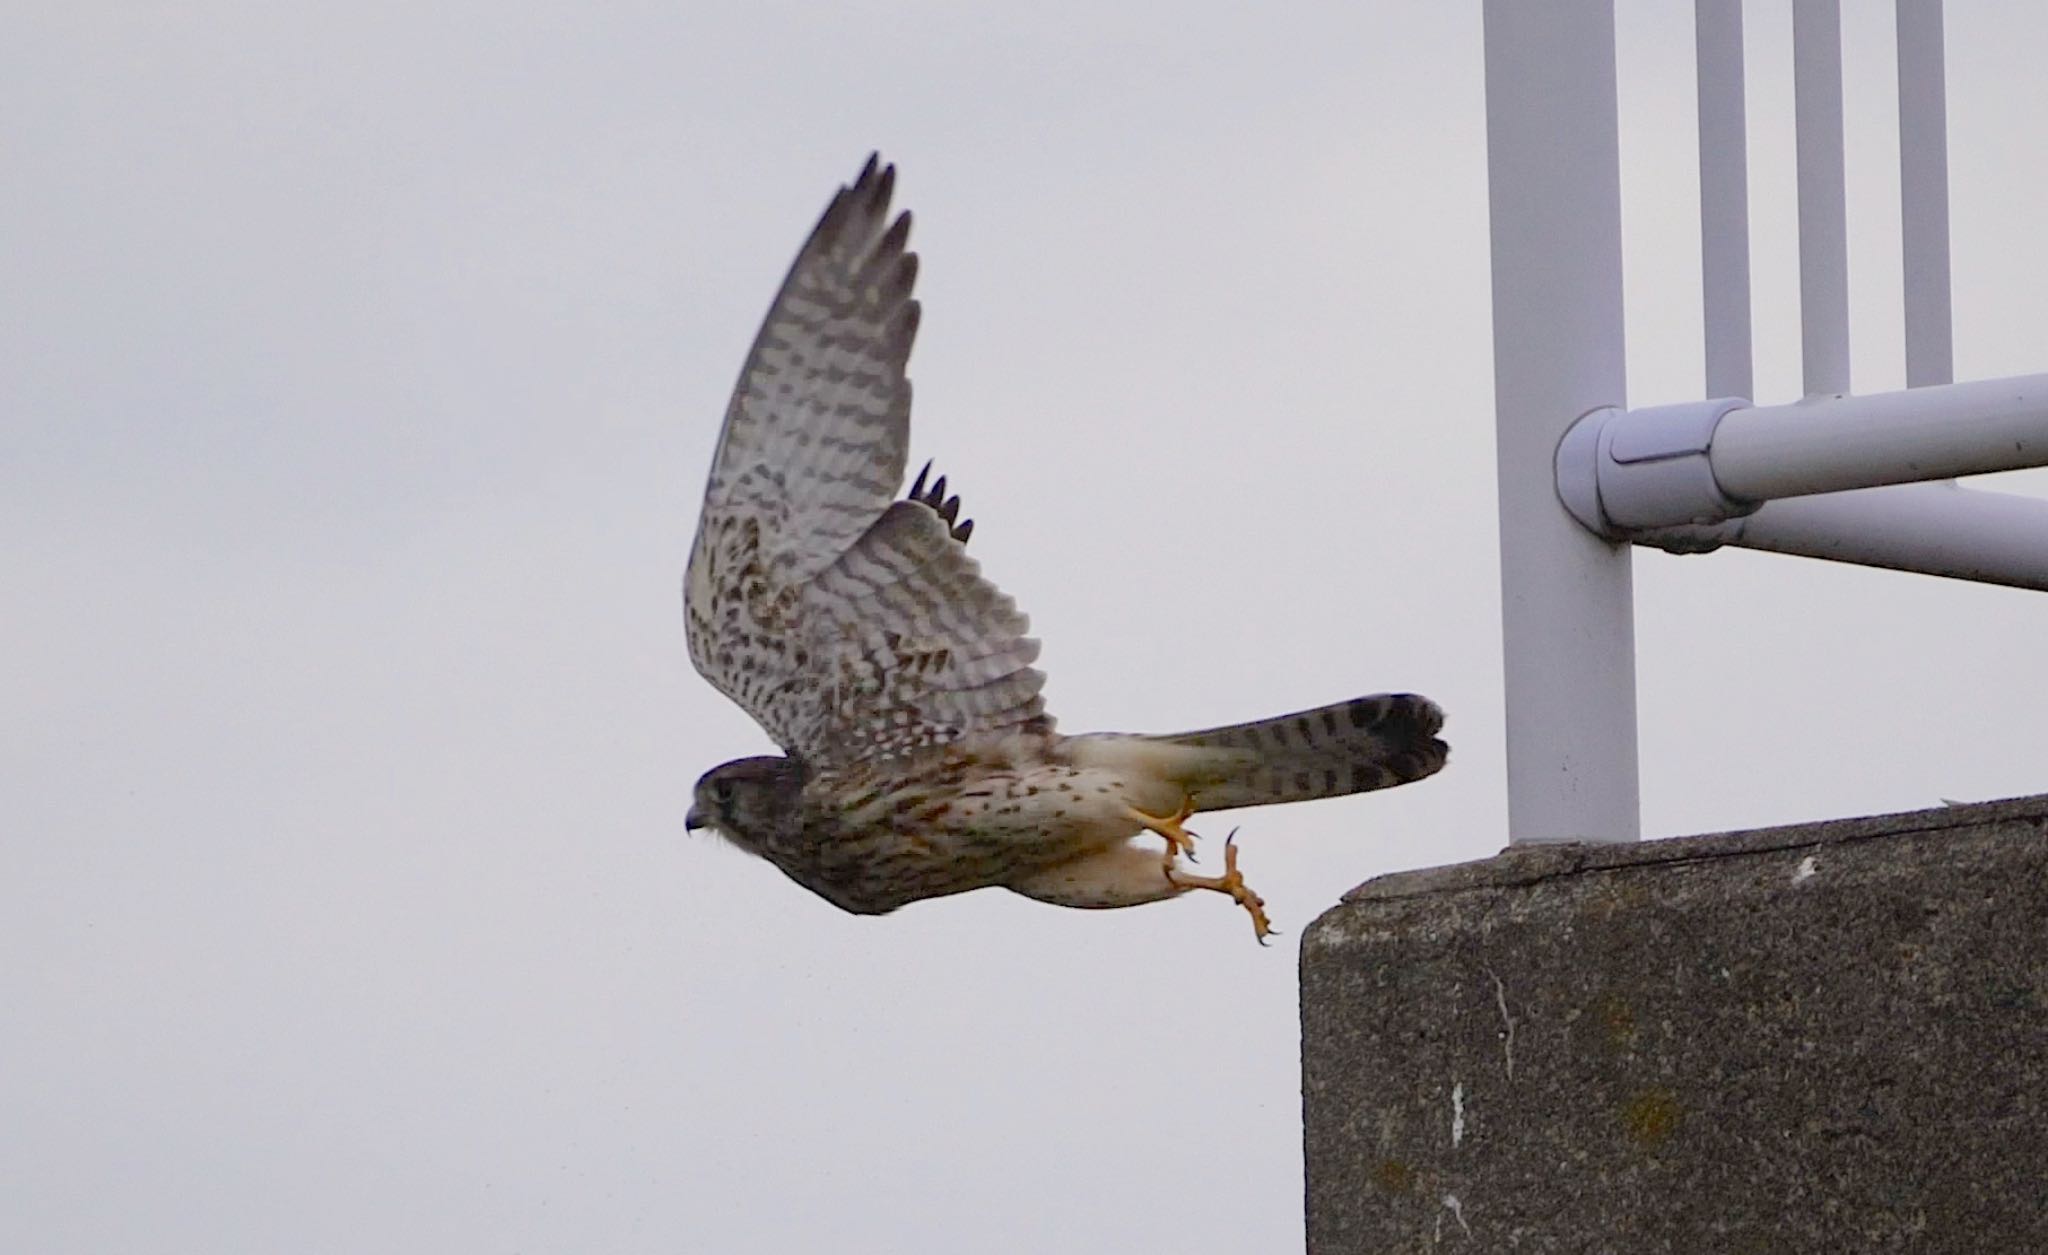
[[1167, 827, 1274, 942]]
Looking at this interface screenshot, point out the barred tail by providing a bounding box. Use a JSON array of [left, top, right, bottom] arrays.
[[1150, 693, 1447, 813]]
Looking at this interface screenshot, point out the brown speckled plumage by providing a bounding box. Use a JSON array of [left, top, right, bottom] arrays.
[[683, 156, 1447, 938]]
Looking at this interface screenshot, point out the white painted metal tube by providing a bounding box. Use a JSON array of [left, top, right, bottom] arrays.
[[1732, 482, 2048, 590], [1697, 0, 1754, 400], [1712, 374, 2048, 501], [1896, 0, 1954, 388], [1794, 0, 1851, 396], [1483, 0, 1641, 845]]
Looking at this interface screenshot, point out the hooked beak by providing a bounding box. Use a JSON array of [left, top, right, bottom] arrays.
[[684, 806, 705, 832]]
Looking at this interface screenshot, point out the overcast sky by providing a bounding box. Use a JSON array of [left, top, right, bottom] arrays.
[[6, 4, 2046, 1252]]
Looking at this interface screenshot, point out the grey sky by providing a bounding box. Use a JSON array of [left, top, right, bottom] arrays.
[[5, 4, 2044, 1252]]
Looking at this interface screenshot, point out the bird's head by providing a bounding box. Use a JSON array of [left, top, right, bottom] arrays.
[[686, 755, 802, 852]]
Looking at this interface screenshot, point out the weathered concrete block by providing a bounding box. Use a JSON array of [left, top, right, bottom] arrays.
[[1301, 794, 2048, 1253]]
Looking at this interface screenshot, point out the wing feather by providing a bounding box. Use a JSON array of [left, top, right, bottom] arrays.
[[699, 155, 915, 581], [685, 157, 1049, 766], [785, 502, 1048, 761]]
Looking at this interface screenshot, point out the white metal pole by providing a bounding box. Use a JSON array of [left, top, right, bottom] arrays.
[[1697, 0, 1755, 400], [1794, 0, 1851, 396], [1711, 373, 2048, 500], [1736, 482, 2048, 590], [1484, 0, 1640, 845], [1897, 0, 1954, 388]]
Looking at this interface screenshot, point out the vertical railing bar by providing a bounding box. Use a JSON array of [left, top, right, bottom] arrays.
[[1483, 0, 1641, 846], [1696, 0, 1755, 401], [1897, 0, 1954, 388], [1793, 0, 1852, 397]]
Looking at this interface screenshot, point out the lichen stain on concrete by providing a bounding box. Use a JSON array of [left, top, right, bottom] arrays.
[[1598, 992, 1639, 1050], [1372, 1158, 1415, 1193], [1588, 878, 1653, 919], [1621, 1087, 1683, 1148]]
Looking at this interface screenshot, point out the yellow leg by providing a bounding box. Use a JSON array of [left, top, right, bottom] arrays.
[[1125, 794, 1199, 865], [1167, 831, 1275, 944]]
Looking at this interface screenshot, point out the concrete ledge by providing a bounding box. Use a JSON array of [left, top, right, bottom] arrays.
[[1301, 794, 2048, 1253]]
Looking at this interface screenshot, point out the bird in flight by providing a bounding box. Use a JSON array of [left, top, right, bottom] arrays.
[[683, 155, 1446, 940]]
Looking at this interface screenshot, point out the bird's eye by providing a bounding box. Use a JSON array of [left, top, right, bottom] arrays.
[[712, 778, 734, 807]]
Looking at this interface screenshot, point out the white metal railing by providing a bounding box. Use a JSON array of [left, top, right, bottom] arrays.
[[1484, 0, 2048, 845], [1896, 0, 1953, 388], [1697, 0, 1754, 400]]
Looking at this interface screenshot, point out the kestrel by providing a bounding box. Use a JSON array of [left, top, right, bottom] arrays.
[[683, 156, 1447, 940]]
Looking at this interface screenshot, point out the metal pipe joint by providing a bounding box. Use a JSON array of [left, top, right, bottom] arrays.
[[1556, 398, 1758, 538]]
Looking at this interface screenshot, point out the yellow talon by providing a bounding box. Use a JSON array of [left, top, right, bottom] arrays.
[[1166, 830, 1275, 944]]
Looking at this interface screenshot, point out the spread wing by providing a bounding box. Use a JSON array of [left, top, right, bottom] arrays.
[[684, 156, 1049, 768]]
